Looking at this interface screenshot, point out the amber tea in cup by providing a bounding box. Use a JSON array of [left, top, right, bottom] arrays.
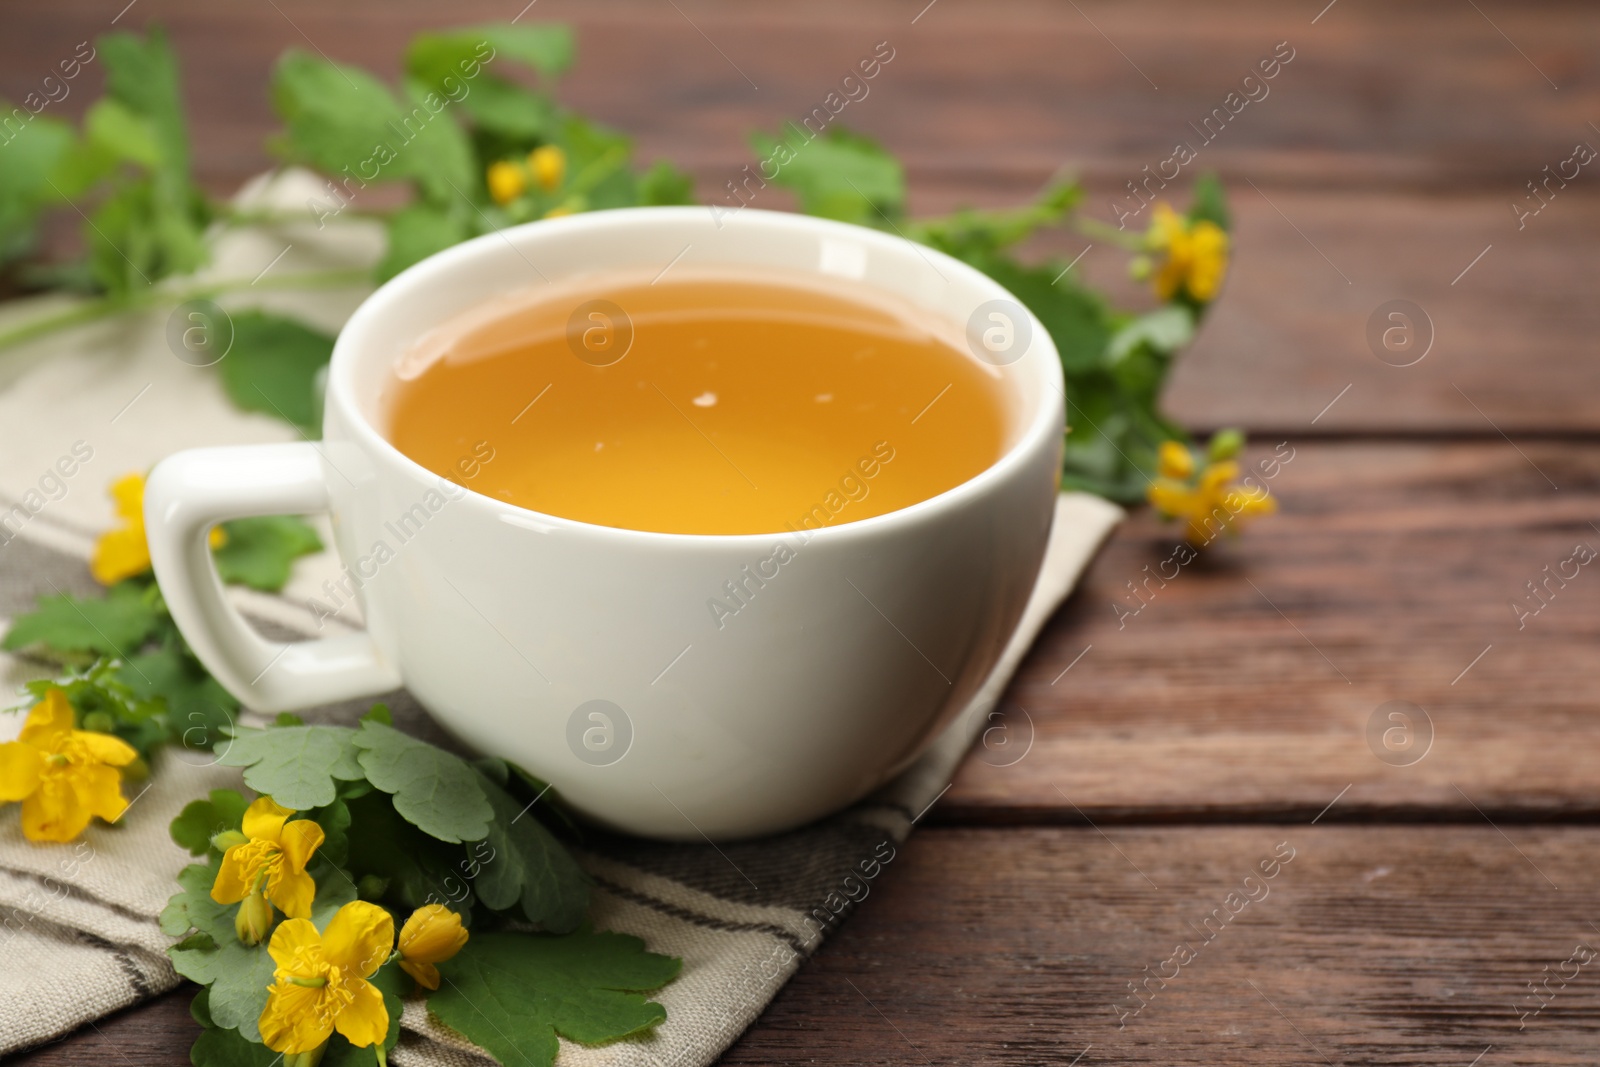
[[384, 266, 1009, 535]]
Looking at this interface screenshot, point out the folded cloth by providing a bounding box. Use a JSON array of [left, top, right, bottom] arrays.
[[0, 170, 1123, 1063]]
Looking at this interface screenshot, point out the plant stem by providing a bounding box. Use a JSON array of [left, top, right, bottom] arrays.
[[1076, 215, 1149, 250], [0, 268, 372, 354]]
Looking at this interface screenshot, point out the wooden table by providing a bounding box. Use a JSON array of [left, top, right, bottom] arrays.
[[9, 1, 1600, 1062]]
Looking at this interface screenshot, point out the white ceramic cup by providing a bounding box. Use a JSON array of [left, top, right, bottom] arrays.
[[145, 206, 1064, 840]]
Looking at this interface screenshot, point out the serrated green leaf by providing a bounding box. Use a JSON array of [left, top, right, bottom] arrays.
[[271, 50, 474, 206], [215, 311, 335, 432], [751, 125, 904, 226], [271, 50, 408, 178], [428, 931, 680, 1067], [378, 202, 471, 281], [2, 581, 164, 657], [396, 78, 477, 205], [170, 788, 250, 855], [213, 515, 323, 591], [352, 721, 493, 843], [116, 642, 238, 752], [215, 724, 364, 811], [472, 769, 589, 933]]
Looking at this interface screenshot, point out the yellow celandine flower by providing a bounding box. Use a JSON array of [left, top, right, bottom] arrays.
[[396, 904, 469, 990], [91, 473, 224, 586], [528, 144, 566, 191], [1147, 202, 1229, 303], [211, 797, 325, 944], [1147, 438, 1275, 546], [259, 900, 395, 1058], [0, 688, 136, 842], [487, 160, 527, 205]]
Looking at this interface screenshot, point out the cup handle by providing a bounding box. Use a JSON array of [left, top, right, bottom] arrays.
[[144, 442, 402, 712]]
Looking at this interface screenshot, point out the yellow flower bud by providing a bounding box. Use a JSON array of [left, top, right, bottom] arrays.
[[1156, 440, 1195, 481], [236, 886, 275, 946], [528, 144, 566, 192], [487, 160, 527, 205], [397, 904, 469, 990]]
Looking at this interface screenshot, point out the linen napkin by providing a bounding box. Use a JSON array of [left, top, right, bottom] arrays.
[[0, 170, 1124, 1063]]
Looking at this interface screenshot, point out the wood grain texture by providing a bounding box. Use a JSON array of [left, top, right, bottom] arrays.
[[943, 440, 1600, 823], [4, 0, 1595, 190], [722, 826, 1600, 1066]]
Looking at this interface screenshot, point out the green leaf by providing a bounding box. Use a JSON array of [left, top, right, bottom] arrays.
[[428, 931, 680, 1067], [20, 657, 169, 758], [751, 125, 904, 226], [99, 28, 191, 176], [190, 1022, 282, 1067], [352, 721, 493, 843], [478, 24, 575, 77], [378, 202, 471, 281], [636, 160, 696, 206], [1187, 170, 1230, 231], [554, 113, 634, 211], [0, 105, 75, 266], [215, 311, 335, 432], [116, 642, 239, 752], [165, 855, 355, 1041], [458, 79, 562, 140], [2, 581, 164, 657], [270, 51, 474, 206], [163, 858, 275, 1040], [309, 796, 352, 868], [965, 254, 1113, 377], [213, 515, 323, 591], [84, 177, 208, 297], [1107, 305, 1195, 363], [84, 98, 164, 169], [910, 179, 1082, 260], [84, 29, 208, 296], [343, 789, 478, 915], [396, 78, 477, 205], [215, 724, 365, 811], [406, 25, 572, 140], [271, 50, 407, 178], [472, 768, 590, 933], [169, 788, 250, 855]]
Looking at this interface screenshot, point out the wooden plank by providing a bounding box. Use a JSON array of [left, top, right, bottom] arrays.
[[943, 440, 1600, 822], [723, 826, 1600, 1065], [2, 0, 1592, 191]]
